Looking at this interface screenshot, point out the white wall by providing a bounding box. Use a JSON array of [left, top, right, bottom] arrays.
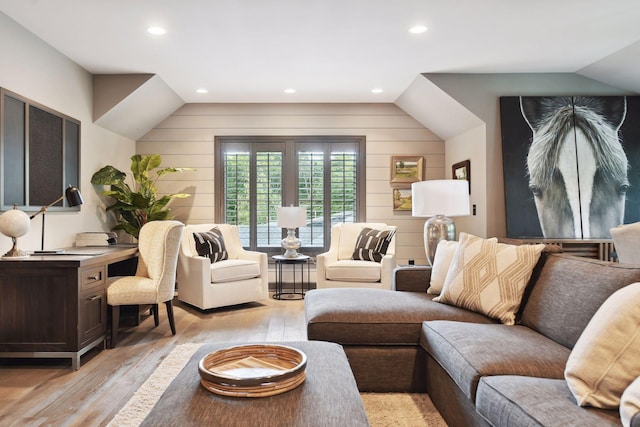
[[445, 124, 486, 238], [138, 103, 444, 265], [0, 12, 135, 253]]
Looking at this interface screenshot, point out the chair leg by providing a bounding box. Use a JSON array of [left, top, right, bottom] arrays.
[[165, 300, 176, 335], [110, 305, 120, 349], [152, 304, 160, 327]]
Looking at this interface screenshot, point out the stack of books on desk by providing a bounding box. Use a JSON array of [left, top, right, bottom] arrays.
[[75, 232, 117, 247]]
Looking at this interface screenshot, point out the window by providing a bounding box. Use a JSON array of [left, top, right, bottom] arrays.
[[0, 88, 81, 212], [215, 136, 365, 256]]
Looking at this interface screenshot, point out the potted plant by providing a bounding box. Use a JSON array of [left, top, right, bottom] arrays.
[[91, 154, 195, 239]]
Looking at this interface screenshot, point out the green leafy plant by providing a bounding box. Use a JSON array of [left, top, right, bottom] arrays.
[[91, 154, 195, 239]]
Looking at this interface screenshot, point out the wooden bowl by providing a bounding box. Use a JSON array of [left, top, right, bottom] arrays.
[[198, 344, 307, 397]]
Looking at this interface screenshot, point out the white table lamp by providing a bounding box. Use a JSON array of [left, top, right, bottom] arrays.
[[0, 205, 31, 258], [277, 206, 307, 258], [412, 180, 470, 266]]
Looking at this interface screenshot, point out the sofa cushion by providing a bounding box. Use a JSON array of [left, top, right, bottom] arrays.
[[305, 288, 495, 346], [565, 282, 640, 409], [420, 321, 570, 401], [434, 233, 544, 325], [325, 260, 381, 283], [621, 377, 640, 427], [476, 376, 621, 427], [520, 254, 640, 349], [210, 259, 261, 283], [193, 228, 228, 263], [352, 227, 395, 262]]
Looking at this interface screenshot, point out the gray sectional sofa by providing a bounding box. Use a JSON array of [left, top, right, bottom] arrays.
[[305, 252, 640, 426]]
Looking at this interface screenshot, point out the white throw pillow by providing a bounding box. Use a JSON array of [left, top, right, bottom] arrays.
[[565, 282, 640, 409], [434, 232, 544, 325], [428, 240, 459, 295], [621, 377, 640, 427]]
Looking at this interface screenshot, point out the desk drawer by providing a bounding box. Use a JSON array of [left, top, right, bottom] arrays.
[[80, 266, 106, 290]]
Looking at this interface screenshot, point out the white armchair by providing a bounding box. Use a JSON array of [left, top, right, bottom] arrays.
[[177, 224, 268, 310], [316, 222, 397, 290]]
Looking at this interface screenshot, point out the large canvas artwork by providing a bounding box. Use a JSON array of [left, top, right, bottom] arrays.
[[500, 96, 640, 239]]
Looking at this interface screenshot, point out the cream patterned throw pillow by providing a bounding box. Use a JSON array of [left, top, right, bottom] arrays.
[[565, 282, 640, 409], [428, 238, 498, 295], [434, 233, 544, 325]]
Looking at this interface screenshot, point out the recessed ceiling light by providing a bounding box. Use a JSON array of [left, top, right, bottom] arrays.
[[408, 25, 428, 34], [284, 88, 296, 94], [371, 88, 384, 94], [147, 26, 167, 35], [196, 88, 208, 94]]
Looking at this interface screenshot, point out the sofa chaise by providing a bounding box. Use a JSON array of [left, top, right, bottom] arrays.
[[305, 239, 640, 427]]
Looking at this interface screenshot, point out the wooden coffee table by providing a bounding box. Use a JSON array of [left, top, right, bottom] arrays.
[[140, 341, 369, 427]]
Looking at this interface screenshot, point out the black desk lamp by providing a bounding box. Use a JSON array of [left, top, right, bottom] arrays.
[[30, 185, 84, 253]]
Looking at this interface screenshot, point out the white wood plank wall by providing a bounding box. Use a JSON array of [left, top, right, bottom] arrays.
[[137, 103, 444, 265]]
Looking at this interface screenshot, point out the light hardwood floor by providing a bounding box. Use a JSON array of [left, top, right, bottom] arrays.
[[0, 295, 307, 426]]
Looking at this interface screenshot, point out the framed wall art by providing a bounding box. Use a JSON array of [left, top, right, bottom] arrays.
[[393, 187, 412, 211], [452, 160, 471, 193], [500, 95, 640, 239], [390, 156, 423, 184]]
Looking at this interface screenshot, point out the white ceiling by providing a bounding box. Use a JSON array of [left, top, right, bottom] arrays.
[[1, 0, 640, 104]]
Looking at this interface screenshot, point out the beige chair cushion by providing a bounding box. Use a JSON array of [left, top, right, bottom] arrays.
[[434, 233, 544, 325], [565, 282, 640, 409], [621, 377, 640, 427], [107, 276, 156, 306], [325, 260, 381, 283], [210, 259, 262, 283]]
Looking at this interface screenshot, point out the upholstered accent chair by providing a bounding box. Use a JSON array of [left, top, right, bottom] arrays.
[[610, 222, 640, 264], [177, 224, 268, 310], [107, 220, 185, 348], [316, 222, 397, 290]]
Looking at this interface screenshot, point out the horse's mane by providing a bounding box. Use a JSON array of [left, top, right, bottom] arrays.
[[527, 104, 629, 189]]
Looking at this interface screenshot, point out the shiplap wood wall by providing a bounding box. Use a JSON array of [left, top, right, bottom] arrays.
[[137, 103, 444, 265]]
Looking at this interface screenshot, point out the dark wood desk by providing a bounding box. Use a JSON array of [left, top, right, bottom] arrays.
[[0, 245, 138, 369]]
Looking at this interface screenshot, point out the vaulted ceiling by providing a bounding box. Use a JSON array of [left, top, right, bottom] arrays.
[[2, 1, 640, 141], [2, 0, 640, 105]]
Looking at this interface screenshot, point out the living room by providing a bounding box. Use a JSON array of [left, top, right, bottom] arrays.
[[1, 2, 640, 426]]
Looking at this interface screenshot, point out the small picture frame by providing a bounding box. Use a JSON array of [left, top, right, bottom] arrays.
[[393, 187, 412, 211], [452, 160, 471, 193], [390, 156, 423, 184]]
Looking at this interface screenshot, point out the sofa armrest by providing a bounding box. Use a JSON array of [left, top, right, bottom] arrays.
[[393, 265, 432, 292]]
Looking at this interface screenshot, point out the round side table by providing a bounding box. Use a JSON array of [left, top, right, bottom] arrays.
[[272, 254, 310, 300]]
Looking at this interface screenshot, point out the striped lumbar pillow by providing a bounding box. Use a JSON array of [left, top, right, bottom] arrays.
[[193, 227, 228, 263], [352, 227, 395, 263]]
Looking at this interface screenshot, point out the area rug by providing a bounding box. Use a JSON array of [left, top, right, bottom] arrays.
[[108, 343, 447, 427]]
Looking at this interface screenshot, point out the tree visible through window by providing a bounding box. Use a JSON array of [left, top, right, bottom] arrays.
[[215, 136, 365, 256]]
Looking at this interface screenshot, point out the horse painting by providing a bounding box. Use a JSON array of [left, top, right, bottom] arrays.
[[520, 96, 629, 238]]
